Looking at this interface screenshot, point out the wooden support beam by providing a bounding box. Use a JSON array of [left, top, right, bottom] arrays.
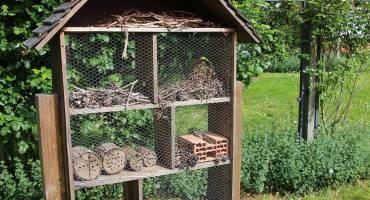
[[50, 32, 75, 199], [135, 33, 158, 103], [36, 94, 65, 200], [63, 27, 235, 33], [125, 180, 143, 200], [154, 107, 176, 169]]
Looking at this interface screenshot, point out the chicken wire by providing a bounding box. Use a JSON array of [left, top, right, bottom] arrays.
[[63, 31, 233, 199], [158, 32, 233, 102]]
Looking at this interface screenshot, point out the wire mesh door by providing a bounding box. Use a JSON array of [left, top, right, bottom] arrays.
[[63, 30, 235, 199]]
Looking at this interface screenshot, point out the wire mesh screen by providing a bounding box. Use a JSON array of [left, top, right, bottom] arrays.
[[158, 32, 233, 102], [65, 32, 154, 109], [63, 31, 233, 199]]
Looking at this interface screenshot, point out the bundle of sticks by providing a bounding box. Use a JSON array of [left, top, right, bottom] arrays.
[[159, 59, 226, 102], [106, 10, 219, 28], [69, 80, 150, 109]]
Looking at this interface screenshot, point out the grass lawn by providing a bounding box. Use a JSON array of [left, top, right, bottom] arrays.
[[243, 72, 370, 130]]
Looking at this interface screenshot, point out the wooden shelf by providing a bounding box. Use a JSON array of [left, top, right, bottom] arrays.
[[63, 27, 235, 33], [75, 160, 230, 189], [69, 97, 230, 115]]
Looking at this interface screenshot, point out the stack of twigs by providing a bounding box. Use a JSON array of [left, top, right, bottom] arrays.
[[69, 80, 150, 109], [159, 59, 226, 102], [106, 10, 218, 28]]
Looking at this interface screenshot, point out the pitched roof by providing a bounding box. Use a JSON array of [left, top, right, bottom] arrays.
[[23, 0, 261, 50]]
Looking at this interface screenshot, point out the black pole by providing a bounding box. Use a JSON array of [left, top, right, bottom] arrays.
[[298, 0, 316, 141]]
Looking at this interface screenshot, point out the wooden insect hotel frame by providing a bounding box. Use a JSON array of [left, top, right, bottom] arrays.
[[27, 0, 261, 199]]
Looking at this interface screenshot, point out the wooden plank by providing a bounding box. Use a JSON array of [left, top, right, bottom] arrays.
[[154, 107, 176, 169], [69, 98, 230, 115], [201, 0, 260, 43], [23, 34, 47, 48], [75, 161, 230, 189], [54, 0, 80, 13], [135, 33, 158, 103], [32, 22, 59, 36], [232, 81, 243, 200], [63, 27, 235, 33], [35, 0, 88, 50], [50, 32, 75, 200], [36, 94, 65, 200], [44, 11, 70, 25], [125, 180, 143, 200]]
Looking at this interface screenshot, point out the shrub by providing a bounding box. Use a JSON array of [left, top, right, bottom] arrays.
[[241, 124, 370, 195]]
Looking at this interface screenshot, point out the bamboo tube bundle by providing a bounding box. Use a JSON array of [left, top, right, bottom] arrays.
[[72, 146, 102, 181], [122, 146, 143, 171], [95, 143, 126, 175], [137, 146, 157, 167]]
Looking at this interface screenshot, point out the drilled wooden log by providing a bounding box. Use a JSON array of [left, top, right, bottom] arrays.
[[137, 146, 157, 167], [122, 146, 143, 171], [96, 143, 125, 175], [72, 146, 102, 181]]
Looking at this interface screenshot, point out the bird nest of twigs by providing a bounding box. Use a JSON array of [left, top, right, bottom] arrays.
[[104, 10, 219, 29], [159, 58, 226, 103]]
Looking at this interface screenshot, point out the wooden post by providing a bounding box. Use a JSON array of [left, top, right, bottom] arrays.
[[232, 81, 243, 200], [135, 33, 158, 103], [51, 32, 75, 199], [154, 107, 176, 169], [125, 180, 143, 200], [36, 94, 65, 200], [298, 0, 316, 141]]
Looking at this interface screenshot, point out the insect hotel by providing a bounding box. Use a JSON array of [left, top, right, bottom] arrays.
[[26, 0, 261, 199]]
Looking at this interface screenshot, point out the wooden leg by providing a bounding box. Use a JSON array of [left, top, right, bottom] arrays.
[[125, 180, 143, 200], [36, 94, 65, 200]]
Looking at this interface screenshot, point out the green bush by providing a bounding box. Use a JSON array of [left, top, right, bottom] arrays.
[[241, 125, 370, 195]]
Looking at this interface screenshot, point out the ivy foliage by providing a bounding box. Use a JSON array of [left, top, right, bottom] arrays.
[[0, 0, 63, 162]]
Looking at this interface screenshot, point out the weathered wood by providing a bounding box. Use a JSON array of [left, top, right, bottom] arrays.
[[44, 11, 70, 25], [135, 33, 158, 103], [54, 0, 80, 13], [75, 160, 230, 189], [154, 107, 176, 169], [122, 146, 143, 171], [23, 34, 47, 48], [137, 146, 157, 167], [36, 94, 65, 200], [72, 146, 102, 181], [63, 27, 235, 33], [32, 22, 59, 36], [35, 0, 88, 50], [232, 81, 243, 200], [50, 32, 74, 200], [125, 180, 143, 200], [69, 97, 230, 115], [96, 143, 126, 175]]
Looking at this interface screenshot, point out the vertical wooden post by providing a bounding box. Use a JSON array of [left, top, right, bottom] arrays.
[[125, 180, 143, 200], [135, 33, 158, 103], [51, 31, 75, 199], [36, 94, 65, 200], [232, 81, 243, 200], [154, 107, 176, 169]]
